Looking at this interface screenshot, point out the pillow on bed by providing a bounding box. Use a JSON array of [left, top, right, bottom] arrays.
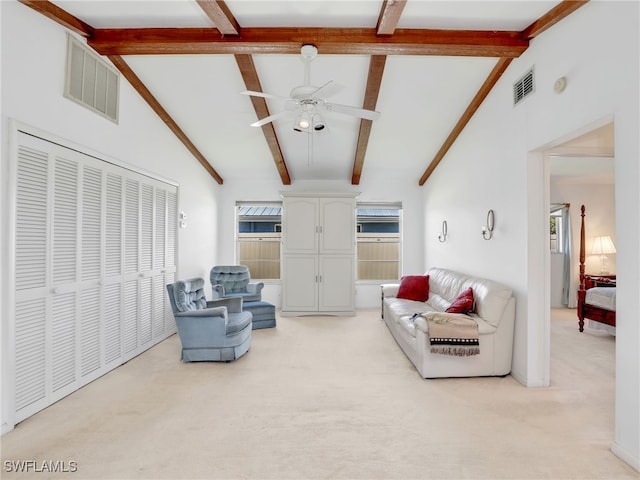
[[397, 275, 430, 302], [446, 287, 474, 314]]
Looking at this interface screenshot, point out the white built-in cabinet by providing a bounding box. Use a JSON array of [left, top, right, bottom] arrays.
[[280, 192, 357, 316], [9, 130, 177, 425]]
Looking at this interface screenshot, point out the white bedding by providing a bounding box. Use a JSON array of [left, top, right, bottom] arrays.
[[585, 287, 616, 311]]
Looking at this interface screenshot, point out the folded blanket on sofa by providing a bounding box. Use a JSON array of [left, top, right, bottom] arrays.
[[419, 312, 480, 356]]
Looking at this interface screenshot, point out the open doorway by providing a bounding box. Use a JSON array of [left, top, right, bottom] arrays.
[[545, 122, 615, 385]]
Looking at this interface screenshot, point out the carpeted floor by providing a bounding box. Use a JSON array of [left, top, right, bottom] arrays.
[[1, 308, 636, 479]]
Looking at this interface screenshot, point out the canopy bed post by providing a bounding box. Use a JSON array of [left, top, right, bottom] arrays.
[[578, 205, 586, 331]]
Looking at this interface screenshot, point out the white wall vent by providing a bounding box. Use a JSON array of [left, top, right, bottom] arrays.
[[513, 67, 535, 106], [64, 34, 120, 123]]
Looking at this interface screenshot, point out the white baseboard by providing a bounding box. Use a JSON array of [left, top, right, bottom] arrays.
[[2, 421, 15, 436], [611, 442, 640, 472]]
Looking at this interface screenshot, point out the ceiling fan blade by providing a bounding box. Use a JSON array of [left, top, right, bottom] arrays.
[[323, 102, 381, 121], [241, 90, 289, 101], [250, 110, 290, 127]]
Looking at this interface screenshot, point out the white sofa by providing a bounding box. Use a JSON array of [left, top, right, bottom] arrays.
[[381, 267, 516, 379]]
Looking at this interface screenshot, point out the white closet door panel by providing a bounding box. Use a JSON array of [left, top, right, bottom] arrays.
[[104, 284, 122, 364], [166, 190, 177, 268], [15, 146, 48, 291], [51, 292, 77, 392], [123, 279, 139, 355], [154, 188, 166, 270], [139, 277, 152, 346], [164, 272, 176, 333], [140, 184, 154, 272], [152, 275, 165, 339], [80, 287, 101, 377], [53, 157, 79, 284], [105, 173, 123, 277], [81, 165, 103, 281], [124, 179, 139, 274], [15, 299, 47, 411]]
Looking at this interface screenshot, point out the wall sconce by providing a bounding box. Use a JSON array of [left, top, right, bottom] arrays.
[[481, 209, 495, 240], [438, 220, 448, 243]]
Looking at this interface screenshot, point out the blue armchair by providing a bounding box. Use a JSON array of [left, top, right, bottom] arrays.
[[210, 265, 264, 302], [166, 277, 252, 362]]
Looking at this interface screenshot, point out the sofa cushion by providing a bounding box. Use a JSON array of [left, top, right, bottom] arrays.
[[446, 287, 474, 313], [397, 275, 430, 301], [427, 268, 512, 328], [384, 297, 434, 322]]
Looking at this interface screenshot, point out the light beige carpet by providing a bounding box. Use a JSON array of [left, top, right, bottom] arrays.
[[1, 308, 636, 480]]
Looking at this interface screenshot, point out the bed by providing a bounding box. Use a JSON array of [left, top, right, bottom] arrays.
[[577, 204, 616, 333]]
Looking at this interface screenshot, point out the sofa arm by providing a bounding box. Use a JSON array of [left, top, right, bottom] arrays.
[[381, 283, 400, 298], [207, 297, 243, 314]]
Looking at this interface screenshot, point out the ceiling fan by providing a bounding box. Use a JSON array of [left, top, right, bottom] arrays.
[[242, 44, 380, 133]]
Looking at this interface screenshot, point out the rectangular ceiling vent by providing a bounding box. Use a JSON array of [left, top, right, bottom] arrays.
[[513, 67, 535, 106], [64, 34, 120, 123]]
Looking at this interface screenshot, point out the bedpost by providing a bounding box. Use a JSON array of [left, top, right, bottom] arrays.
[[577, 204, 586, 332]]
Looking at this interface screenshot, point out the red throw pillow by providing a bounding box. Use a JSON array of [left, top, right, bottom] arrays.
[[446, 287, 474, 313], [397, 275, 430, 302]]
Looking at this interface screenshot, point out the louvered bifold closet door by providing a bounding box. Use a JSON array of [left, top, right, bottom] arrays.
[[123, 178, 140, 358], [165, 189, 178, 333], [139, 183, 154, 348], [104, 172, 123, 366], [11, 130, 179, 424], [14, 145, 48, 418], [51, 154, 80, 399]]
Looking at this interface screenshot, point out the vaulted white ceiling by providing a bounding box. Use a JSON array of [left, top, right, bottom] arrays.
[[25, 0, 591, 186]]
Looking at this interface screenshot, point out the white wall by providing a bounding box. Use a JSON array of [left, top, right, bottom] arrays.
[[216, 173, 425, 308], [1, 1, 221, 432], [421, 1, 638, 470]]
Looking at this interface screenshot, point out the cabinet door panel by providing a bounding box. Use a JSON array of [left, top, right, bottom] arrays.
[[282, 198, 318, 254], [282, 255, 318, 311], [320, 198, 355, 254], [319, 255, 354, 311]]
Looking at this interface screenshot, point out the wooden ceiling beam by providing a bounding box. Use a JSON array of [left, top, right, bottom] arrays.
[[235, 54, 291, 185], [88, 27, 528, 57], [377, 0, 407, 35], [419, 57, 513, 186], [108, 55, 224, 185], [196, 0, 240, 36], [521, 1, 589, 40], [352, 56, 387, 185], [18, 0, 94, 37]]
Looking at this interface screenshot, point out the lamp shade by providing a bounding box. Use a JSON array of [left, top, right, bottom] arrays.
[[591, 235, 616, 255]]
